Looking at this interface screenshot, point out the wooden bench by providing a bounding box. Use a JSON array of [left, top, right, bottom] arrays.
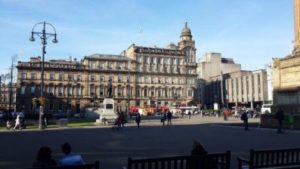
[[25, 161, 99, 169], [238, 148, 300, 169], [127, 151, 231, 169]]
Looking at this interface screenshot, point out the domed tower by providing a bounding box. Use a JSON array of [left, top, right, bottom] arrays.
[[178, 22, 196, 63]]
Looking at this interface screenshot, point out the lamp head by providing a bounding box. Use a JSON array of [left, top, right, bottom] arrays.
[[29, 32, 35, 42], [52, 34, 58, 43]]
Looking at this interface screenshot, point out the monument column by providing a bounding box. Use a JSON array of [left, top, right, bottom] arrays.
[[295, 0, 300, 51]]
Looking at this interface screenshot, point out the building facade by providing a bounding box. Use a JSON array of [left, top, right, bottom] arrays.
[[16, 23, 197, 115], [197, 52, 241, 82], [272, 0, 300, 113], [196, 52, 241, 107], [0, 83, 16, 112], [224, 69, 268, 109]]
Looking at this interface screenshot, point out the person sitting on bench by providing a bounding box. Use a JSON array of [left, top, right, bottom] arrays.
[[59, 142, 85, 166]]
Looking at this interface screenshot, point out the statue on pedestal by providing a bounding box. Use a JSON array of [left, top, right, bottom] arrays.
[[107, 79, 113, 98]]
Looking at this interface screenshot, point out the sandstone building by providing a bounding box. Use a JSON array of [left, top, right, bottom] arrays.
[[0, 83, 16, 112], [16, 23, 197, 115], [272, 0, 300, 113]]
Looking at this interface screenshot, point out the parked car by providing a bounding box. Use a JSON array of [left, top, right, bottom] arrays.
[[153, 112, 163, 117], [261, 104, 272, 114], [53, 112, 67, 119], [11, 112, 24, 118]]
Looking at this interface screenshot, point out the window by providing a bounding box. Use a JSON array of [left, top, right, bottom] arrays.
[[31, 86, 35, 95], [100, 76, 105, 82], [118, 76, 122, 83], [76, 85, 81, 96], [136, 87, 140, 97], [31, 73, 36, 80], [58, 103, 63, 111], [118, 86, 122, 96], [157, 57, 161, 64], [90, 75, 95, 81], [50, 73, 55, 80], [59, 74, 64, 81], [127, 76, 130, 83], [100, 85, 104, 96], [126, 86, 130, 97], [108, 62, 112, 69], [68, 74, 73, 81], [90, 85, 95, 96], [21, 86, 26, 95], [109, 76, 114, 82], [91, 63, 96, 69], [188, 89, 193, 97], [164, 88, 168, 97], [49, 85, 54, 96], [99, 62, 104, 69], [150, 65, 154, 72], [164, 58, 168, 64], [58, 85, 63, 96], [158, 65, 162, 73], [49, 103, 53, 111], [117, 62, 122, 70], [136, 55, 141, 62], [68, 85, 72, 96], [21, 72, 27, 79], [77, 75, 81, 81]]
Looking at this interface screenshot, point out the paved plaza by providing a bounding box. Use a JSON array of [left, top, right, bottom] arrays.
[[0, 116, 300, 169]]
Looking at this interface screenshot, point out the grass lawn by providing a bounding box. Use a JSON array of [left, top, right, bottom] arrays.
[[0, 118, 97, 131]]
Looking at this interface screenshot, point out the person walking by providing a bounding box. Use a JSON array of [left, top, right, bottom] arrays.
[[188, 111, 192, 119], [13, 115, 21, 131], [275, 109, 284, 133], [241, 111, 249, 131], [59, 142, 85, 166], [161, 113, 166, 126], [135, 113, 141, 128], [167, 111, 172, 126]]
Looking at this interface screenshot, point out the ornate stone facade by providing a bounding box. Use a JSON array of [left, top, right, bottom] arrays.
[[272, 0, 300, 113], [16, 23, 197, 115]]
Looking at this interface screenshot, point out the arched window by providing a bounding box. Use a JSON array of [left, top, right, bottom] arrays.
[[76, 85, 81, 96], [144, 88, 147, 97]]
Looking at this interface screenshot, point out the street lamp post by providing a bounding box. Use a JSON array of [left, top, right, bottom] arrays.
[[29, 21, 58, 129]]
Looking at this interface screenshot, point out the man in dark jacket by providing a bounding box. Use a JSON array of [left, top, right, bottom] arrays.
[[275, 109, 284, 133], [241, 111, 249, 131]]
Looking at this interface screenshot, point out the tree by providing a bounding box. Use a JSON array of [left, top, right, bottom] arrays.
[[32, 97, 48, 113]]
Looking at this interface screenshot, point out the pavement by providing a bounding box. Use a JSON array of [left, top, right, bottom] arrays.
[[0, 115, 299, 169]]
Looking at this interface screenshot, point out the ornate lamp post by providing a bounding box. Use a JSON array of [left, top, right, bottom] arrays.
[[29, 21, 58, 129]]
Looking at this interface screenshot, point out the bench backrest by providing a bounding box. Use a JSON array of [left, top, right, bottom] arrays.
[[250, 148, 300, 168], [25, 161, 99, 169], [127, 151, 230, 169]]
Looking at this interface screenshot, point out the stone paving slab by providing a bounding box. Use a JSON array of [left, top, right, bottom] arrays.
[[0, 116, 299, 169]]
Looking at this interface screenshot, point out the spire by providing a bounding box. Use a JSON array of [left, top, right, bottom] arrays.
[[185, 22, 188, 28]]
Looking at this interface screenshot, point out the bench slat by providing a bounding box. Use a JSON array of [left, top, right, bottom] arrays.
[[128, 152, 230, 169], [240, 148, 300, 169]]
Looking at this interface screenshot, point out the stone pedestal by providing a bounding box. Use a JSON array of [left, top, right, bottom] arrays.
[[96, 98, 117, 124]]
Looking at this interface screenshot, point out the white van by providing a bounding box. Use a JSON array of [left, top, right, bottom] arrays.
[[261, 104, 272, 114]]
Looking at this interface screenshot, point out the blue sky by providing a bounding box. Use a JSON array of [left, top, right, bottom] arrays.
[[0, 0, 294, 76]]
